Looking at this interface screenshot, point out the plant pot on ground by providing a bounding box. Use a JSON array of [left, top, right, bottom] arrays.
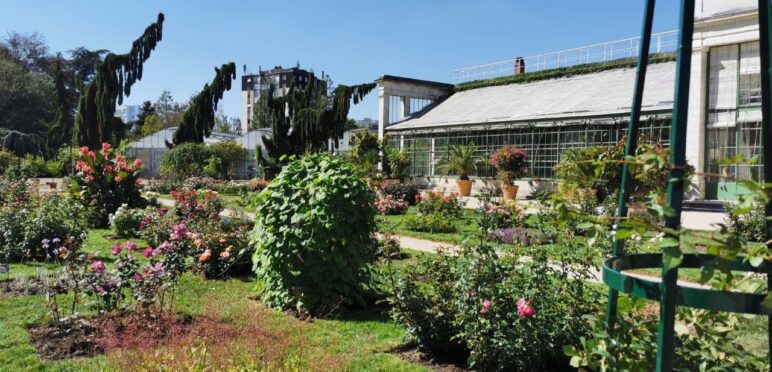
[[456, 178, 474, 196], [501, 184, 519, 200], [490, 146, 528, 201], [436, 143, 484, 197]]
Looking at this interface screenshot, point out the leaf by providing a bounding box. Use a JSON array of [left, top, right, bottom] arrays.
[[662, 246, 683, 270]]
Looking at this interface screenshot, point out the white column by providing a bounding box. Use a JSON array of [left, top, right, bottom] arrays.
[[400, 96, 410, 120], [378, 87, 389, 141], [685, 48, 706, 199]]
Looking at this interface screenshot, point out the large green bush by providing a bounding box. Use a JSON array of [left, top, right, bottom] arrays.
[[251, 154, 378, 315], [159, 142, 212, 181]]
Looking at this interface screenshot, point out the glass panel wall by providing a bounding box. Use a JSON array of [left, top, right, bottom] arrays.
[[391, 116, 670, 178], [705, 41, 763, 190]]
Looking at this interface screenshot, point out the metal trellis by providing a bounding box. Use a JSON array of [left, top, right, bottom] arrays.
[[603, 0, 772, 371]]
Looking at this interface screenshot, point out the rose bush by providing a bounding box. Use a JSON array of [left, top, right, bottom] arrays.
[[70, 143, 147, 227], [417, 191, 463, 218], [389, 244, 597, 370], [375, 195, 408, 215]]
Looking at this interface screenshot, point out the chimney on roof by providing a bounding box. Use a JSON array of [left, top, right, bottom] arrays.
[[514, 57, 525, 75]]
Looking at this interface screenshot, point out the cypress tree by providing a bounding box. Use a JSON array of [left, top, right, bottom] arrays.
[[74, 13, 164, 148], [260, 73, 375, 162], [170, 62, 236, 145]]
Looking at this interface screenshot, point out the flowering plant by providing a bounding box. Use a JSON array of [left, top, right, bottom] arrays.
[[390, 244, 595, 370], [417, 191, 463, 218], [171, 189, 223, 220], [490, 146, 528, 185], [188, 215, 253, 279], [375, 195, 408, 215], [70, 143, 146, 227]]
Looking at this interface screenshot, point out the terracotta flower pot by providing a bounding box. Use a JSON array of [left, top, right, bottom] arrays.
[[456, 179, 474, 196], [501, 184, 519, 200]]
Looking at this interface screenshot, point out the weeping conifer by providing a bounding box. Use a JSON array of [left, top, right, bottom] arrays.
[[260, 73, 375, 162], [47, 56, 74, 152], [170, 62, 236, 145], [74, 13, 164, 148]]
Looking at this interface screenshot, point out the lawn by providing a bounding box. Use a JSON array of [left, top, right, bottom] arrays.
[[377, 206, 482, 245], [0, 229, 428, 371]]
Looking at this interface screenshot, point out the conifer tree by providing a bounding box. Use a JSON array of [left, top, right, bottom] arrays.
[[74, 13, 164, 148], [260, 73, 375, 162], [170, 62, 236, 145]]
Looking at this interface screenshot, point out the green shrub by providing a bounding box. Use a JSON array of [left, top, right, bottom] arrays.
[[404, 213, 457, 233], [159, 142, 212, 181], [251, 154, 378, 315], [0, 190, 88, 262], [381, 183, 420, 205], [725, 199, 765, 242], [69, 143, 146, 227], [109, 204, 147, 238], [417, 191, 463, 217], [565, 299, 765, 370], [390, 244, 597, 370]]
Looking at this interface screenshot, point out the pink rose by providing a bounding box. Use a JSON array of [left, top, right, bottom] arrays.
[[480, 299, 492, 314], [517, 298, 535, 318], [143, 246, 154, 258], [91, 260, 106, 274], [111, 243, 122, 255], [125, 241, 138, 251]]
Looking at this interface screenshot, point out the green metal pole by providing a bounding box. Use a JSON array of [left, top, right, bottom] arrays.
[[755, 0, 772, 367], [605, 0, 657, 332], [657, 0, 695, 370]]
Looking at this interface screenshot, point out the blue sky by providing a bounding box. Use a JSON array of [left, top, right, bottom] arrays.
[[0, 1, 681, 121]]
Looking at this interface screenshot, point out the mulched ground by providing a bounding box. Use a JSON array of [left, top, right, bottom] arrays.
[[391, 344, 467, 372], [28, 311, 196, 360]]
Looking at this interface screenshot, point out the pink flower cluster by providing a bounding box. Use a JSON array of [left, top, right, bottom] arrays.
[[517, 298, 535, 318], [375, 195, 408, 215]]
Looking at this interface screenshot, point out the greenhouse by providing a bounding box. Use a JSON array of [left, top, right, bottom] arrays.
[[377, 3, 763, 201]]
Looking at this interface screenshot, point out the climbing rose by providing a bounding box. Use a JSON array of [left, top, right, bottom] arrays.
[[480, 299, 492, 314]]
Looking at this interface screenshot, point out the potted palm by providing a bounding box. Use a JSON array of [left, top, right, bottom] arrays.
[[386, 147, 410, 183], [437, 143, 483, 196], [490, 146, 528, 200]]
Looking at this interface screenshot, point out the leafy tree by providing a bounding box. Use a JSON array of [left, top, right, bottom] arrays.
[[74, 13, 164, 149], [171, 62, 236, 145], [140, 114, 163, 137], [132, 100, 155, 135], [46, 55, 75, 151], [158, 142, 212, 181], [0, 31, 50, 73], [257, 73, 375, 163], [209, 140, 247, 179], [0, 57, 55, 155], [214, 114, 241, 135]]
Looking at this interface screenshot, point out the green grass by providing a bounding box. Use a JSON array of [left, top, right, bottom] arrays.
[[0, 229, 426, 371], [378, 206, 481, 245]]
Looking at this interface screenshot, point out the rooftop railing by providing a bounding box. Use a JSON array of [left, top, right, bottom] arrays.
[[451, 30, 678, 84]]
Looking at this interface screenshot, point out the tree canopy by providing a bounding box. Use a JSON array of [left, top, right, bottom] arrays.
[[0, 57, 55, 155], [74, 13, 164, 148], [170, 62, 236, 145]]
